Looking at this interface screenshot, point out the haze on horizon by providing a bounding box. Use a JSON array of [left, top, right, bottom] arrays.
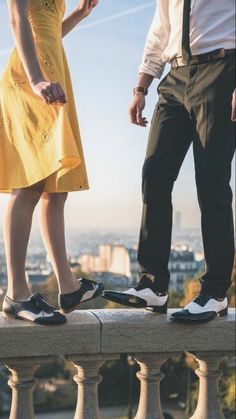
[[0, 0, 235, 232]]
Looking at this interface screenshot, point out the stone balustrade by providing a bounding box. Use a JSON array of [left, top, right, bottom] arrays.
[[0, 308, 235, 419]]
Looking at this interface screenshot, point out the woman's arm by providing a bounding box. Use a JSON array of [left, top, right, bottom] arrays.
[[7, 0, 66, 104], [62, 0, 98, 38], [7, 0, 44, 85]]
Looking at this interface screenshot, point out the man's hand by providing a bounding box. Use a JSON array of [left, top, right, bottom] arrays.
[[129, 92, 148, 127], [77, 0, 98, 19], [231, 89, 236, 122]]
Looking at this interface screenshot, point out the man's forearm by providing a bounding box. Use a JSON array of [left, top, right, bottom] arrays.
[[136, 73, 154, 90]]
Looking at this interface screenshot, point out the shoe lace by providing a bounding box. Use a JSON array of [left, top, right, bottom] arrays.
[[31, 292, 55, 313], [134, 276, 167, 295]]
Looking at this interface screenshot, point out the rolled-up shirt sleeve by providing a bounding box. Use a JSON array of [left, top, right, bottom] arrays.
[[139, 0, 170, 79]]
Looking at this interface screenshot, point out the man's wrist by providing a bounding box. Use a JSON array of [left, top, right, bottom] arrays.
[[133, 86, 148, 96]]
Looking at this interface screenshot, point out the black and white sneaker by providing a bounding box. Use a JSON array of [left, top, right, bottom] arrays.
[[102, 279, 168, 313], [171, 294, 228, 323], [59, 278, 104, 313], [3, 293, 66, 325]]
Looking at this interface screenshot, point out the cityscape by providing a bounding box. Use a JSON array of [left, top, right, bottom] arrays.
[[0, 211, 235, 418], [0, 211, 205, 296]]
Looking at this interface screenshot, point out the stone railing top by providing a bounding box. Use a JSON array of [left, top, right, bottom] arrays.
[[0, 309, 235, 359]]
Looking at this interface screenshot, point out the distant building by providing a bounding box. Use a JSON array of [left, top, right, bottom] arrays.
[[169, 245, 199, 292], [99, 244, 113, 272], [0, 273, 6, 286], [109, 245, 131, 277], [25, 255, 52, 285], [94, 272, 130, 289], [69, 259, 82, 273], [79, 253, 102, 273], [80, 243, 200, 293], [26, 272, 50, 283], [79, 244, 138, 284], [174, 211, 182, 231], [128, 248, 139, 279]]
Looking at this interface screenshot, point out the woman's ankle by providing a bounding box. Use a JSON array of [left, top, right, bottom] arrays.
[[6, 289, 31, 301], [58, 277, 81, 295]]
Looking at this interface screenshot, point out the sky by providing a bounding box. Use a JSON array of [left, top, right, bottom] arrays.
[[0, 0, 235, 231]]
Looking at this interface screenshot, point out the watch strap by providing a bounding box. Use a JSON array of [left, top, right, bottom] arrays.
[[133, 86, 148, 96]]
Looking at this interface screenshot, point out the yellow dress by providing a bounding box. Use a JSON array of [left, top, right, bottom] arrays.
[[0, 0, 89, 193]]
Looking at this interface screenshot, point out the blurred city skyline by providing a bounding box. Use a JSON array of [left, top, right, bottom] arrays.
[[0, 0, 235, 232]]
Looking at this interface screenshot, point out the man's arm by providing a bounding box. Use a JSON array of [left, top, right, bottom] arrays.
[[62, 0, 98, 38], [129, 0, 170, 127], [129, 74, 153, 127]]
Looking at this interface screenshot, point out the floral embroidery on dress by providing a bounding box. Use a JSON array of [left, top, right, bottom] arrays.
[[40, 130, 53, 148], [8, 80, 26, 93], [0, 117, 4, 130], [41, 55, 55, 74], [37, 0, 56, 13]]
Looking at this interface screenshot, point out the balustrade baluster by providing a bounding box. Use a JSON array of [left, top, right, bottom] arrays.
[[68, 353, 118, 419], [134, 353, 175, 419], [4, 357, 41, 419], [189, 351, 225, 419]]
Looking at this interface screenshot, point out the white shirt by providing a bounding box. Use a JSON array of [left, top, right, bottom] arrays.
[[139, 0, 235, 79]]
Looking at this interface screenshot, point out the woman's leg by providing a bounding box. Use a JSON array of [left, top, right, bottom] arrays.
[[39, 192, 79, 295], [4, 181, 45, 301]]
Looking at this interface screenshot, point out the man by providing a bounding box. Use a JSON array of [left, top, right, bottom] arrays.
[[103, 0, 235, 322]]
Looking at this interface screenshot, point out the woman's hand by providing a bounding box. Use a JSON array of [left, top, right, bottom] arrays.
[[31, 80, 67, 105], [77, 0, 99, 19]]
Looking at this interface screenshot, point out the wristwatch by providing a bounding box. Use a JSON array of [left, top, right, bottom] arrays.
[[133, 86, 148, 96]]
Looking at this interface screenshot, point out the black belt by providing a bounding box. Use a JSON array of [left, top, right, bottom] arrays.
[[171, 48, 235, 68]]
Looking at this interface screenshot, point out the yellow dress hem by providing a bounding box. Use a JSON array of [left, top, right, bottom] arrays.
[[0, 155, 89, 194]]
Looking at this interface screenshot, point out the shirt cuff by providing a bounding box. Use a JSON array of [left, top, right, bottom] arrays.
[[139, 62, 165, 79]]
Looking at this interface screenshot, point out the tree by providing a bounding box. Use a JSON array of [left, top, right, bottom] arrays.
[[180, 277, 200, 307]]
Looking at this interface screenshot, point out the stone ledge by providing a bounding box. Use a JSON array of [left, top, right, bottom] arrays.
[[0, 311, 100, 358], [92, 308, 236, 353], [0, 309, 235, 359]]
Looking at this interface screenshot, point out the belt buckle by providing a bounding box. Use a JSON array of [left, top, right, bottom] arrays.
[[217, 48, 226, 58], [213, 48, 226, 59]]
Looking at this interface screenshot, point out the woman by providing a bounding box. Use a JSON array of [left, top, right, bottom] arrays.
[[0, 0, 104, 325]]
